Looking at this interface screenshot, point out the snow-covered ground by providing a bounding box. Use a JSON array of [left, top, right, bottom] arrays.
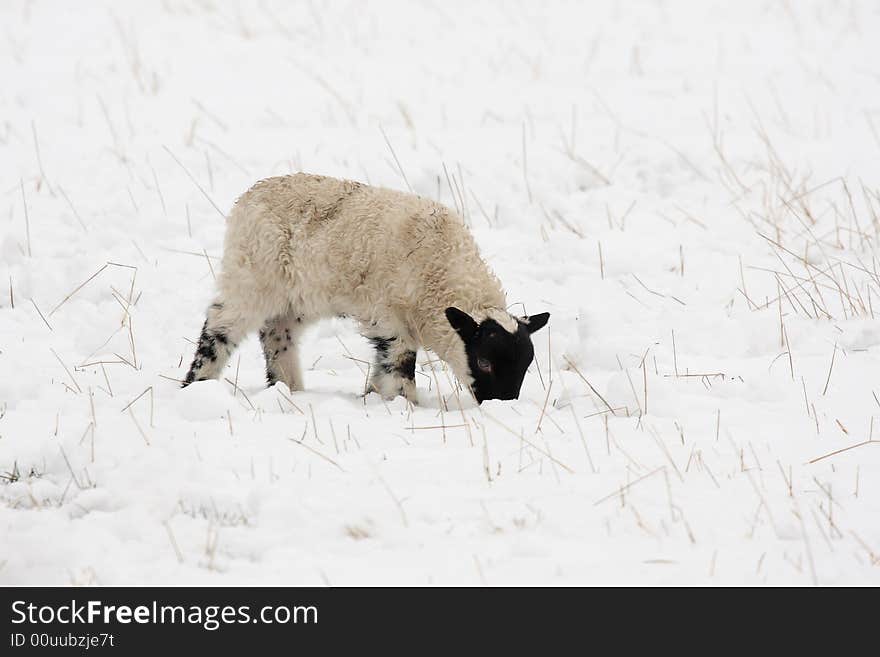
[[1, 1, 879, 585]]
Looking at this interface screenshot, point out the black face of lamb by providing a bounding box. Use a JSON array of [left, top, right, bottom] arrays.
[[445, 307, 550, 403]]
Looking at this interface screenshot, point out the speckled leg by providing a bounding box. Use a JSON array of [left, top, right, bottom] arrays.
[[260, 312, 308, 390], [183, 301, 256, 386], [367, 336, 418, 402]]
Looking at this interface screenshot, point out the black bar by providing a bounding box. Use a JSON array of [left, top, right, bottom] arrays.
[[0, 586, 869, 653]]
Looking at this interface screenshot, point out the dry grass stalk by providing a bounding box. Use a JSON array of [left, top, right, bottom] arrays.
[[49, 263, 109, 316], [379, 125, 412, 193], [482, 409, 574, 473], [562, 355, 615, 415], [289, 436, 345, 472], [808, 439, 876, 464], [20, 179, 31, 257], [163, 145, 225, 218]]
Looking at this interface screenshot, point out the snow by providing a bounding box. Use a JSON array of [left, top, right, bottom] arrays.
[[1, 0, 879, 585]]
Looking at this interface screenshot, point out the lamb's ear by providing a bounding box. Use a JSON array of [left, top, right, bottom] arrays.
[[522, 312, 550, 334], [445, 307, 478, 342]]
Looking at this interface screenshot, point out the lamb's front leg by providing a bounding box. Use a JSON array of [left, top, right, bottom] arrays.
[[367, 336, 418, 403]]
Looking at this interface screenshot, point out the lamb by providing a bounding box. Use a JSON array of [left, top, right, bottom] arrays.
[[182, 173, 549, 404]]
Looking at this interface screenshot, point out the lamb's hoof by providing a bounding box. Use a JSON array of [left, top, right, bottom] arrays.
[[402, 380, 418, 405], [363, 382, 417, 404]]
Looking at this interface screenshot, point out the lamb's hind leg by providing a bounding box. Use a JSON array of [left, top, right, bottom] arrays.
[[183, 301, 259, 386], [260, 312, 308, 390], [367, 336, 417, 402]]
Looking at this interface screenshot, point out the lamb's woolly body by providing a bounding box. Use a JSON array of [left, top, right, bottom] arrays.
[[187, 173, 513, 397]]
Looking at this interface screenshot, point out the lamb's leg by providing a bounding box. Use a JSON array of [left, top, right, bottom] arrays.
[[260, 312, 308, 390], [182, 301, 258, 386], [367, 336, 418, 402]]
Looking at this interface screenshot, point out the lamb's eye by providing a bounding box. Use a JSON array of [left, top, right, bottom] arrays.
[[476, 357, 492, 373]]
